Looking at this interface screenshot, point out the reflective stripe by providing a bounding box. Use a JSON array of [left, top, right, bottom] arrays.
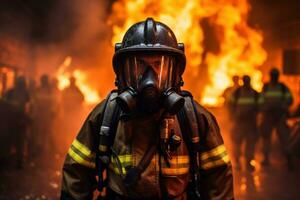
[[161, 167, 189, 175], [117, 155, 132, 163], [110, 154, 190, 175], [236, 97, 256, 105], [201, 145, 226, 160], [68, 139, 95, 168], [99, 145, 108, 152], [68, 148, 95, 168], [111, 154, 133, 175], [201, 154, 230, 170], [172, 156, 189, 164], [111, 165, 127, 175], [200, 145, 230, 170], [72, 139, 94, 158], [265, 91, 283, 98], [161, 155, 189, 175]]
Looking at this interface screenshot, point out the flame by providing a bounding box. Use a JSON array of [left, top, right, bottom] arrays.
[[73, 70, 101, 104], [56, 57, 100, 105], [57, 56, 73, 90], [109, 0, 267, 106]]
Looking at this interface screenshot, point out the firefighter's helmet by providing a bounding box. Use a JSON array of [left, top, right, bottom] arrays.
[[113, 18, 186, 114], [113, 17, 186, 88]]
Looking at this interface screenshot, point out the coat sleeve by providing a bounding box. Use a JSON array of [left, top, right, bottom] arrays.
[[194, 101, 234, 200], [61, 100, 106, 200]]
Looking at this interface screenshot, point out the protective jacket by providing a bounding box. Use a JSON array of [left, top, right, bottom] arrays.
[[230, 86, 259, 121], [61, 91, 233, 200], [259, 82, 293, 112]]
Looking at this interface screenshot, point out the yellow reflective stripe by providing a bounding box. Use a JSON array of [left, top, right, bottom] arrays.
[[236, 98, 256, 105], [169, 156, 189, 164], [72, 139, 93, 158], [161, 167, 189, 175], [112, 155, 132, 163], [111, 166, 127, 174], [68, 148, 95, 168], [201, 145, 226, 161], [201, 154, 230, 170], [265, 91, 283, 97], [118, 155, 132, 162], [99, 145, 108, 152]]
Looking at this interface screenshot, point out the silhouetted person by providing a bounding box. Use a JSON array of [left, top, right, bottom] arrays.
[[32, 74, 57, 155], [229, 75, 259, 171], [3, 76, 30, 168], [223, 75, 240, 106], [61, 76, 84, 149], [259, 68, 293, 167]]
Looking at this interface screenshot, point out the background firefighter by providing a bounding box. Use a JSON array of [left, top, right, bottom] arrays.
[[229, 75, 259, 171], [31, 74, 58, 155], [2, 76, 30, 168], [61, 76, 85, 151], [259, 68, 293, 167], [60, 18, 233, 200]]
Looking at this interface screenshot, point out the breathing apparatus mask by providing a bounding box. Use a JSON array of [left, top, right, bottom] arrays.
[[116, 53, 184, 114], [113, 18, 186, 115]]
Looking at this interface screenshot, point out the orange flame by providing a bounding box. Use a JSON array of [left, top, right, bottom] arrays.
[[56, 56, 100, 105], [109, 0, 267, 106]]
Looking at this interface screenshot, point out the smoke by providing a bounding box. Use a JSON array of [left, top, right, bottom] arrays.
[[30, 0, 115, 97], [0, 0, 117, 96]]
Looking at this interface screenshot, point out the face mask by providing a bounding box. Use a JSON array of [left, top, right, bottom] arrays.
[[116, 54, 184, 114]]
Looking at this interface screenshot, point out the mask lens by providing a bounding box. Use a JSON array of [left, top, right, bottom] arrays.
[[122, 54, 175, 90]]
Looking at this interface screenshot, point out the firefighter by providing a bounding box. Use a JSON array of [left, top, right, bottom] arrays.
[[223, 75, 240, 108], [229, 75, 259, 171], [32, 74, 57, 155], [259, 68, 293, 167], [61, 76, 85, 150], [3, 76, 30, 168], [61, 18, 233, 200], [61, 76, 84, 113]]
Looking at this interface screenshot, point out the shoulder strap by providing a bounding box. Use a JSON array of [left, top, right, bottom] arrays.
[[177, 92, 202, 199], [96, 90, 121, 192], [98, 91, 120, 154]]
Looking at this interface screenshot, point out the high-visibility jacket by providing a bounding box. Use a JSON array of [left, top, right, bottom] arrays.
[[61, 95, 233, 200], [259, 82, 293, 112], [229, 86, 259, 120]]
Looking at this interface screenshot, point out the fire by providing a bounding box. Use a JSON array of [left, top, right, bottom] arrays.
[[73, 69, 101, 104], [56, 56, 101, 105], [108, 0, 267, 106]]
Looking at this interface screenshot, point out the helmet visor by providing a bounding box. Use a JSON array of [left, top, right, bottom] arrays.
[[122, 54, 176, 90]]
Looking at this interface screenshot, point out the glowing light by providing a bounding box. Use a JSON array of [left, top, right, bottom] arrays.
[[56, 57, 101, 105], [250, 159, 256, 167], [73, 70, 101, 104]]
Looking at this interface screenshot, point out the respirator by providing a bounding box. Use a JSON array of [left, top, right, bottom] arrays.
[[116, 54, 184, 114]]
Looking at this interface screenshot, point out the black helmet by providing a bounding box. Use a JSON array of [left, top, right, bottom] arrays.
[[113, 18, 186, 114], [113, 18, 186, 81]]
